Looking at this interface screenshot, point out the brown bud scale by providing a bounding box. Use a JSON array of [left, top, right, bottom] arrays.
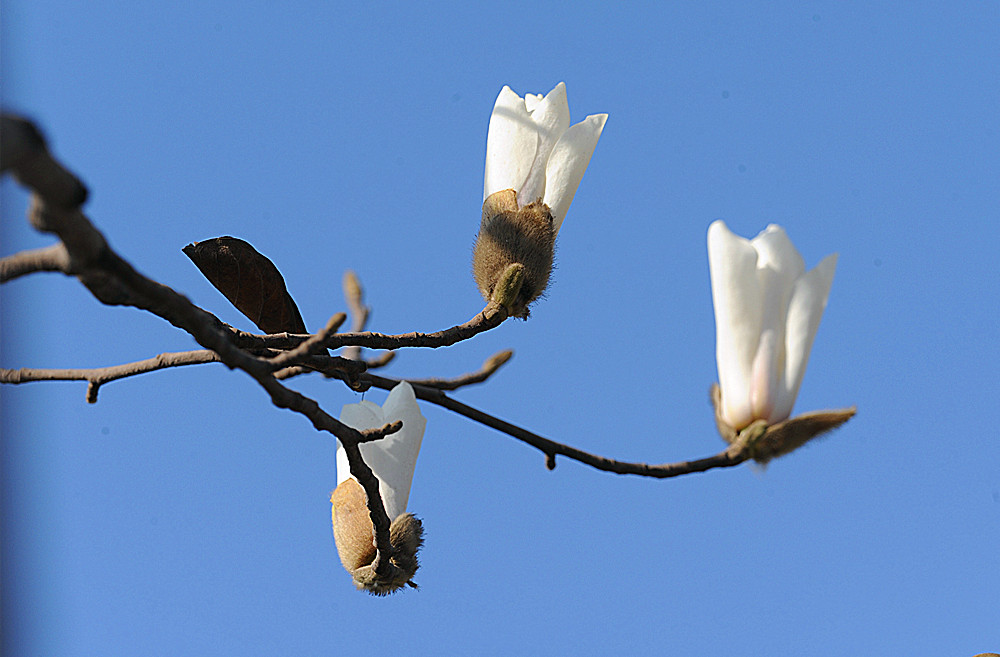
[[472, 189, 555, 319], [710, 383, 856, 464], [330, 478, 425, 595]]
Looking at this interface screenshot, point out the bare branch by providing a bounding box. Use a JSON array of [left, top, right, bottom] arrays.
[[407, 349, 513, 390], [341, 270, 370, 362], [357, 421, 404, 444], [1, 114, 88, 208], [2, 114, 410, 582], [0, 243, 71, 281], [1, 350, 223, 402], [227, 302, 509, 353], [332, 271, 396, 371], [267, 313, 347, 370], [0, 343, 370, 401], [364, 351, 396, 370], [350, 371, 756, 478], [2, 113, 845, 598]]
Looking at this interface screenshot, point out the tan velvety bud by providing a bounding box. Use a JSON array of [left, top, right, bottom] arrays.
[[751, 407, 856, 464], [331, 478, 377, 572], [710, 383, 856, 464], [472, 189, 555, 319], [330, 478, 425, 595]]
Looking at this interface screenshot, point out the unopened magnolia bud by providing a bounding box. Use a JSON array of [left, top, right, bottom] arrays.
[[330, 478, 424, 595], [472, 189, 555, 319]]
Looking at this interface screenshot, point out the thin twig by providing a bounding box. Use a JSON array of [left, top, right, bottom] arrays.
[[337, 272, 397, 372], [0, 345, 369, 401], [354, 371, 755, 478], [1, 350, 223, 402], [406, 350, 513, 390], [341, 270, 370, 362], [268, 313, 347, 370], [226, 302, 508, 352], [364, 351, 396, 370]]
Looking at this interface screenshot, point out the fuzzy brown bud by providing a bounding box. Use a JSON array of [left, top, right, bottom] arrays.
[[330, 478, 424, 595], [710, 383, 856, 464], [472, 189, 555, 319]]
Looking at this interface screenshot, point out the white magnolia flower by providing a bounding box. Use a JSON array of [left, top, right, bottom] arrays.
[[336, 381, 426, 521], [708, 220, 838, 431], [483, 82, 607, 234]]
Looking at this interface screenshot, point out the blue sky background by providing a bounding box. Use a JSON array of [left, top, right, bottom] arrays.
[[2, 2, 998, 655]]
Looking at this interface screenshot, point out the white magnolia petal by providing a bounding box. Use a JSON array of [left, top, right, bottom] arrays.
[[336, 382, 426, 521], [534, 82, 571, 130], [374, 382, 426, 519], [524, 92, 543, 114], [774, 252, 838, 422], [751, 224, 806, 280], [747, 225, 805, 421], [484, 86, 537, 200], [335, 400, 382, 486], [517, 82, 571, 206], [708, 220, 764, 430], [542, 113, 608, 234]]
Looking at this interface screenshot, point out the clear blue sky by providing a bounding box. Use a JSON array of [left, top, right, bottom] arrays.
[[2, 2, 998, 655]]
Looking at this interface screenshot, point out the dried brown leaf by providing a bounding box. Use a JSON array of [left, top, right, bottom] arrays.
[[183, 236, 307, 334]]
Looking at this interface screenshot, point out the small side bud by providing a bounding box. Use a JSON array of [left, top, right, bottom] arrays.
[[491, 263, 526, 313], [472, 189, 555, 319], [483, 349, 514, 372], [330, 478, 424, 595], [342, 270, 363, 306]]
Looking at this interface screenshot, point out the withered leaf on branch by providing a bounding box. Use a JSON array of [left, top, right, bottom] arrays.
[[183, 236, 307, 334]]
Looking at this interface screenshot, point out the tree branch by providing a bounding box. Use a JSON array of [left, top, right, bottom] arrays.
[[225, 302, 509, 352], [267, 313, 347, 370], [340, 270, 370, 362], [357, 371, 756, 478], [1, 112, 829, 597], [0, 343, 371, 402], [406, 349, 513, 390], [0, 243, 72, 281], [1, 114, 88, 208], [1, 113, 412, 582], [1, 350, 223, 402]]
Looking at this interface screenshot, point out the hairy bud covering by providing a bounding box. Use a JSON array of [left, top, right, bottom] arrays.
[[710, 383, 855, 464], [472, 189, 555, 319], [330, 478, 424, 595]]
